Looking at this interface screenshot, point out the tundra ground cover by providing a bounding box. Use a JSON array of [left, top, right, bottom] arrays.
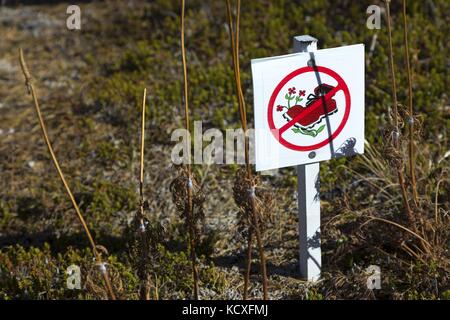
[[0, 0, 448, 299]]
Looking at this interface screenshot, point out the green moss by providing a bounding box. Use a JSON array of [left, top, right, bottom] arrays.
[[74, 180, 136, 236], [442, 290, 450, 300], [88, 181, 135, 215], [0, 244, 140, 300], [150, 244, 225, 299], [0, 201, 13, 228], [97, 141, 127, 165], [307, 287, 324, 300]]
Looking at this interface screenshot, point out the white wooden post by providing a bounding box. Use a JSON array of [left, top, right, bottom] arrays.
[[294, 35, 321, 281]]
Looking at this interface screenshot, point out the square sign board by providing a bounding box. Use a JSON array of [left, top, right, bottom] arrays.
[[251, 44, 365, 171]]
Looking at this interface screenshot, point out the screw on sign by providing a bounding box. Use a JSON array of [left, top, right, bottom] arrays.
[[251, 35, 365, 280]]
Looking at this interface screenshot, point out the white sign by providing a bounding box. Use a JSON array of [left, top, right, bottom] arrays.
[[251, 44, 365, 171]]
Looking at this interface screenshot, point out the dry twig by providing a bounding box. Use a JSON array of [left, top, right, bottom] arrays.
[[179, 0, 200, 299], [137, 88, 151, 300], [19, 48, 116, 300], [225, 0, 269, 300]]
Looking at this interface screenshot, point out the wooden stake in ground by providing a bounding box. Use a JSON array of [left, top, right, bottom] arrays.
[[19, 48, 116, 300]]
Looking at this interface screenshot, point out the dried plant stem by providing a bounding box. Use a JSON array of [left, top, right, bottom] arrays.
[[243, 230, 253, 300], [226, 0, 250, 175], [385, 1, 399, 132], [187, 191, 199, 299], [401, 0, 419, 206], [385, 1, 415, 225], [434, 179, 444, 225], [19, 48, 116, 300], [397, 171, 415, 224], [140, 89, 147, 196], [249, 195, 268, 299], [401, 242, 427, 264], [226, 0, 268, 300], [181, 0, 199, 299], [226, 0, 252, 298], [138, 88, 151, 300], [362, 216, 432, 253]]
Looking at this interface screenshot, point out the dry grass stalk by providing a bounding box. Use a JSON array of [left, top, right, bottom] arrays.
[[377, 0, 448, 263], [401, 0, 420, 206], [180, 0, 199, 299], [362, 216, 432, 250], [137, 88, 151, 300], [384, 0, 415, 225], [18, 48, 116, 300], [169, 168, 205, 299], [225, 0, 269, 300]]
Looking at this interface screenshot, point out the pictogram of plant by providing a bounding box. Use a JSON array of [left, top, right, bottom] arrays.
[[277, 87, 325, 137]]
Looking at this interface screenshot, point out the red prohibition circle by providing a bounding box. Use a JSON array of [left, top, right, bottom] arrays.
[[268, 66, 351, 151]]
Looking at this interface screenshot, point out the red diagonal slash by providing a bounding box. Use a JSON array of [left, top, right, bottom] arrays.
[[278, 84, 342, 135]]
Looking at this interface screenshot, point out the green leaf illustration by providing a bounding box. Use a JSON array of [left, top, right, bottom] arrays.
[[292, 124, 326, 138], [294, 96, 303, 105], [316, 124, 325, 134], [300, 128, 317, 137]]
